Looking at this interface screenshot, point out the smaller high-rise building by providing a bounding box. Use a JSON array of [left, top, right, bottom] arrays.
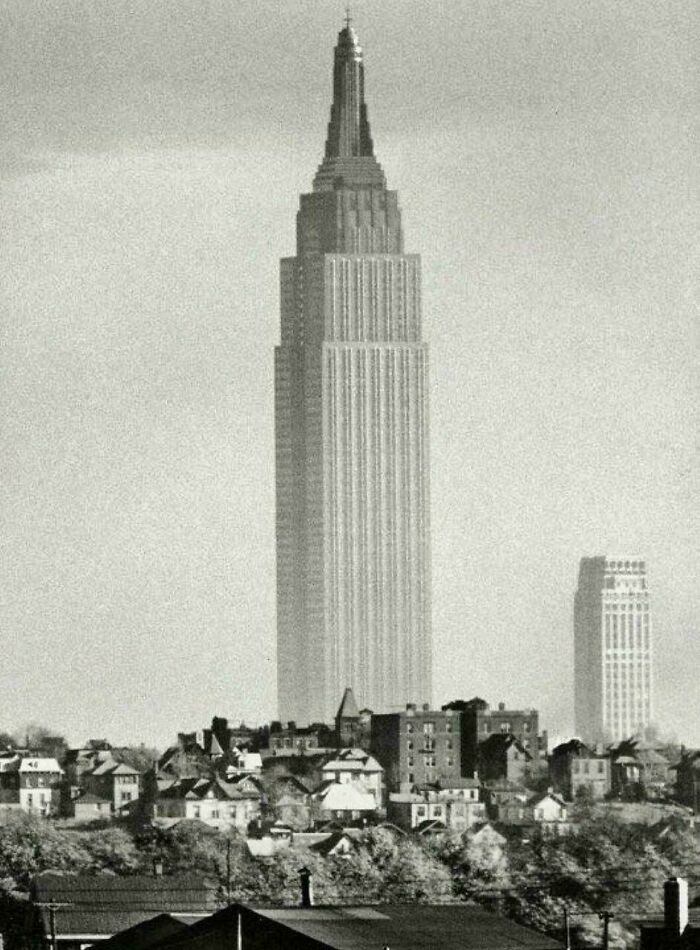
[[574, 556, 653, 743]]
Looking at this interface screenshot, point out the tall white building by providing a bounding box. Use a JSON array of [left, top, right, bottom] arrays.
[[275, 22, 432, 724], [574, 557, 653, 743]]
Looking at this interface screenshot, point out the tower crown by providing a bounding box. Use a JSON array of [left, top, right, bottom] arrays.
[[314, 22, 386, 191]]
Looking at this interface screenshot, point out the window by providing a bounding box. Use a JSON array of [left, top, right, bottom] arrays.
[[211, 809, 220, 819], [417, 805, 426, 816], [408, 756, 414, 767], [423, 722, 435, 735], [122, 792, 132, 802], [447, 757, 453, 767], [446, 721, 453, 733], [406, 723, 414, 734], [408, 773, 414, 783], [500, 722, 510, 733], [407, 740, 414, 751], [446, 740, 453, 750]]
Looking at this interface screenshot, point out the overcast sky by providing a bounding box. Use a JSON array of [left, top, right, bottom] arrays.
[[1, 0, 698, 748]]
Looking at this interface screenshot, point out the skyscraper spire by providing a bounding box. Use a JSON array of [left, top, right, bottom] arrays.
[[324, 20, 374, 159], [313, 21, 385, 191]]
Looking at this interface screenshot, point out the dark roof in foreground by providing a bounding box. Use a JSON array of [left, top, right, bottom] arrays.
[[31, 872, 217, 938], [90, 913, 190, 950], [151, 902, 566, 950]]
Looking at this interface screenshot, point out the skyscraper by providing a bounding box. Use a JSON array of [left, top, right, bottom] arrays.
[[275, 21, 432, 724], [574, 557, 653, 743]]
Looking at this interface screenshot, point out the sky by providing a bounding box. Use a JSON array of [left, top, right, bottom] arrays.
[[1, 0, 698, 749]]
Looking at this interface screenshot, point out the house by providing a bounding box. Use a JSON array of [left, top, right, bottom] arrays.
[[549, 739, 611, 801], [134, 900, 566, 950], [387, 791, 449, 831], [320, 748, 384, 806], [153, 776, 262, 832], [308, 831, 356, 857], [500, 790, 569, 835], [82, 756, 141, 815], [482, 780, 528, 820], [18, 758, 63, 816], [671, 749, 700, 812], [26, 871, 217, 949], [640, 877, 700, 950], [311, 780, 377, 824], [72, 791, 113, 822], [265, 722, 334, 757], [477, 733, 531, 785]]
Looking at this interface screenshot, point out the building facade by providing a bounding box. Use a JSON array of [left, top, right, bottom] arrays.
[[275, 22, 432, 723], [442, 697, 547, 778], [574, 557, 653, 743], [371, 704, 461, 791]]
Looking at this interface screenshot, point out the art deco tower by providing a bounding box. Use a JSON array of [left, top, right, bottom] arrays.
[[275, 22, 432, 724], [574, 557, 653, 743]]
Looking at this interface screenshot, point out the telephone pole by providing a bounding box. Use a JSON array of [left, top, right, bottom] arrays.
[[36, 901, 72, 950], [599, 911, 614, 950]]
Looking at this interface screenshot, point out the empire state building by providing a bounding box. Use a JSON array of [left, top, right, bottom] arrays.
[[275, 22, 432, 723]]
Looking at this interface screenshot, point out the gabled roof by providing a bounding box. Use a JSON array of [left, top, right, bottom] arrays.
[[91, 913, 189, 950], [153, 902, 566, 950], [530, 791, 567, 809], [314, 782, 377, 812], [336, 686, 360, 720], [308, 831, 355, 856]]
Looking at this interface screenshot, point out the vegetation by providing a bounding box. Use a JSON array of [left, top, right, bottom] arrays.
[[0, 812, 696, 950]]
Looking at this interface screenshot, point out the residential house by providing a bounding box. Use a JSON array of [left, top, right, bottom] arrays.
[[152, 776, 261, 832], [550, 739, 611, 801], [26, 870, 217, 949], [482, 781, 529, 821], [310, 781, 377, 824], [671, 749, 700, 812], [478, 733, 531, 785], [320, 748, 384, 807], [371, 703, 462, 792], [19, 758, 63, 816], [500, 790, 569, 835], [81, 757, 141, 815], [266, 722, 334, 757]]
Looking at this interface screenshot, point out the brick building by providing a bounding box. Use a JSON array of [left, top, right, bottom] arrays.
[[371, 703, 461, 791], [442, 697, 547, 778]]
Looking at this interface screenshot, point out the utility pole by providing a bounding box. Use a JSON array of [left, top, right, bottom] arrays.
[[599, 911, 614, 950], [226, 837, 232, 904], [36, 901, 71, 950], [563, 907, 571, 950]]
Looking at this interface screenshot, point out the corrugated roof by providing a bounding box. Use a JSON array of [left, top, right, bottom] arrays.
[[155, 903, 566, 950], [32, 871, 218, 937]]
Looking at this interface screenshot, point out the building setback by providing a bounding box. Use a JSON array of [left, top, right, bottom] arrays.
[[574, 556, 653, 743], [275, 22, 432, 723]]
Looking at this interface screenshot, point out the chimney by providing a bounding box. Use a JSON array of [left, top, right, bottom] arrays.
[[664, 877, 689, 936], [299, 867, 314, 907], [152, 857, 164, 877], [498, 702, 505, 711], [422, 703, 430, 712]]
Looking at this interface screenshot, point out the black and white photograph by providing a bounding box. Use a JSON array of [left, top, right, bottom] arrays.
[[1, 1, 697, 947]]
